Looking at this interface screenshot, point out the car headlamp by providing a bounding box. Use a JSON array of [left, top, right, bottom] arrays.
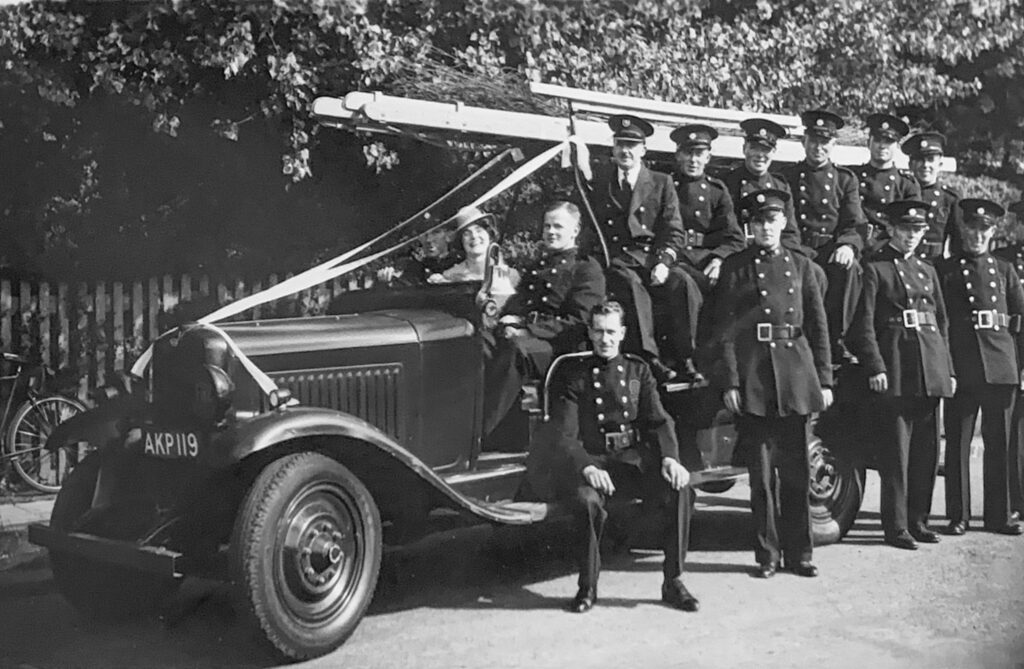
[[190, 364, 235, 425]]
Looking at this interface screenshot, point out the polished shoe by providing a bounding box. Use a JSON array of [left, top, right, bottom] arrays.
[[909, 525, 940, 544], [755, 562, 777, 579], [567, 588, 596, 613], [648, 358, 678, 384], [676, 358, 705, 384], [661, 578, 699, 612], [944, 520, 968, 536], [1011, 511, 1021, 522], [986, 522, 1023, 536], [885, 530, 919, 550], [785, 561, 819, 577]]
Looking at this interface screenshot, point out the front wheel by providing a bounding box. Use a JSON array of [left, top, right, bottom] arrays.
[[808, 436, 866, 545], [4, 394, 88, 493], [231, 452, 383, 661]]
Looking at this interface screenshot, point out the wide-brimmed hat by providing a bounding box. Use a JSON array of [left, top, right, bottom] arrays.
[[452, 205, 498, 239]]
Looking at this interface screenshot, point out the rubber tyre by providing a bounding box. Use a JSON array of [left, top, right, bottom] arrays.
[[231, 452, 383, 661], [49, 453, 180, 619], [808, 436, 866, 545], [5, 395, 87, 493]]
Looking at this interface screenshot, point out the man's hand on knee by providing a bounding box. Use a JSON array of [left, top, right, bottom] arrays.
[[661, 457, 690, 491], [829, 244, 855, 269], [650, 262, 670, 286], [582, 465, 616, 495]]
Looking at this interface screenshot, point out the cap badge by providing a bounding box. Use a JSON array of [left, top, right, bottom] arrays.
[[759, 128, 767, 136], [689, 132, 696, 140], [881, 121, 890, 129], [816, 118, 824, 126], [622, 119, 631, 127], [921, 140, 929, 147], [977, 207, 985, 215], [908, 208, 918, 216], [756, 194, 766, 203]]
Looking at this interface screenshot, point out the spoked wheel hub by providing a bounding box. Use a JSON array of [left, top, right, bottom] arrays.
[[808, 439, 839, 504]]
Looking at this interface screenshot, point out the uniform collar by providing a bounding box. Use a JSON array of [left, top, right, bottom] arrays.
[[591, 353, 624, 368], [677, 173, 706, 184], [540, 246, 577, 262], [618, 164, 642, 188], [887, 242, 914, 260], [802, 159, 833, 172]]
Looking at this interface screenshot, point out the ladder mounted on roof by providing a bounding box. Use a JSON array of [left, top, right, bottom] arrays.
[[312, 83, 956, 172]]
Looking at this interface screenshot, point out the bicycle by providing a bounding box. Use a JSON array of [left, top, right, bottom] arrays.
[[0, 352, 88, 493]]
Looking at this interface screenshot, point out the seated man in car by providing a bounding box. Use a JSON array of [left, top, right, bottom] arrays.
[[376, 227, 459, 286], [483, 201, 606, 436]]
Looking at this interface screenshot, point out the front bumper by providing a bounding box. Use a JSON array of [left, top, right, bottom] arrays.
[[28, 523, 185, 578]]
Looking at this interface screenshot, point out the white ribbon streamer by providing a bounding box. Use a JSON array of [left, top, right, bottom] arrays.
[[131, 138, 581, 389]]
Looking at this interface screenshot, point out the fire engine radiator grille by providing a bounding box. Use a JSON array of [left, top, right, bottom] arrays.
[[267, 364, 403, 441]]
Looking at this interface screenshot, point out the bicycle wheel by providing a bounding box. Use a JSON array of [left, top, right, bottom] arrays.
[[4, 395, 88, 493]]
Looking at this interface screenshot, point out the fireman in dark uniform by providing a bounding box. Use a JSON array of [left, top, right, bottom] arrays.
[[996, 200, 1024, 520], [723, 118, 804, 254], [937, 199, 1024, 536], [854, 113, 920, 253], [711, 189, 833, 578], [483, 201, 606, 435], [549, 301, 698, 613], [589, 114, 695, 382], [782, 109, 866, 360], [848, 200, 956, 550], [668, 123, 745, 379], [902, 131, 961, 259]]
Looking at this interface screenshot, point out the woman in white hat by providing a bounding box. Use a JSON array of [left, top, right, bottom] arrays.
[[428, 206, 520, 291]]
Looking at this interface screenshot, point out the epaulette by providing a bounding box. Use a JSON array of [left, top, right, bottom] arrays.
[[706, 175, 728, 190], [622, 352, 648, 367], [768, 172, 790, 188], [899, 168, 915, 178], [835, 165, 858, 178], [941, 185, 960, 198]]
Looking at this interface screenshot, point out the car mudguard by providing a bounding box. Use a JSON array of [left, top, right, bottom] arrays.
[[213, 407, 537, 525]]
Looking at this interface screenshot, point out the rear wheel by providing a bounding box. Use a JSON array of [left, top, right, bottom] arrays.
[[49, 453, 181, 619], [5, 395, 88, 493], [808, 437, 866, 545], [231, 452, 382, 661]]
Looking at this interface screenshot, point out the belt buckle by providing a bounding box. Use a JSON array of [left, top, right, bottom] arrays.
[[604, 431, 623, 453], [902, 309, 920, 329], [757, 323, 772, 342], [975, 309, 995, 329]]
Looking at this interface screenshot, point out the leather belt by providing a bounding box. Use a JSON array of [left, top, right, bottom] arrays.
[[801, 230, 834, 249], [756, 323, 803, 341], [603, 428, 638, 454], [682, 229, 705, 247], [888, 309, 937, 328], [969, 310, 1021, 332]]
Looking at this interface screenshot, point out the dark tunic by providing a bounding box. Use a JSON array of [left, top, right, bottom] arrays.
[[672, 173, 744, 268], [848, 245, 955, 398], [711, 246, 833, 417], [782, 161, 865, 255]]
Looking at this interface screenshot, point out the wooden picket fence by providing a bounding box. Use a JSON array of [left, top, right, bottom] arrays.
[[0, 271, 375, 400]]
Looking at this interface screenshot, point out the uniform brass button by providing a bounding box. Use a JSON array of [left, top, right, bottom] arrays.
[[597, 413, 605, 421], [761, 290, 768, 296], [764, 308, 772, 314], [769, 342, 777, 348], [785, 342, 793, 348]]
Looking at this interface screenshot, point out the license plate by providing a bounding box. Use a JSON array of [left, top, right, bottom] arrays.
[[142, 430, 202, 459]]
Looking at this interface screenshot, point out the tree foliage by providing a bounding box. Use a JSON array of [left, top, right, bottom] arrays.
[[1, 0, 1022, 279]]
